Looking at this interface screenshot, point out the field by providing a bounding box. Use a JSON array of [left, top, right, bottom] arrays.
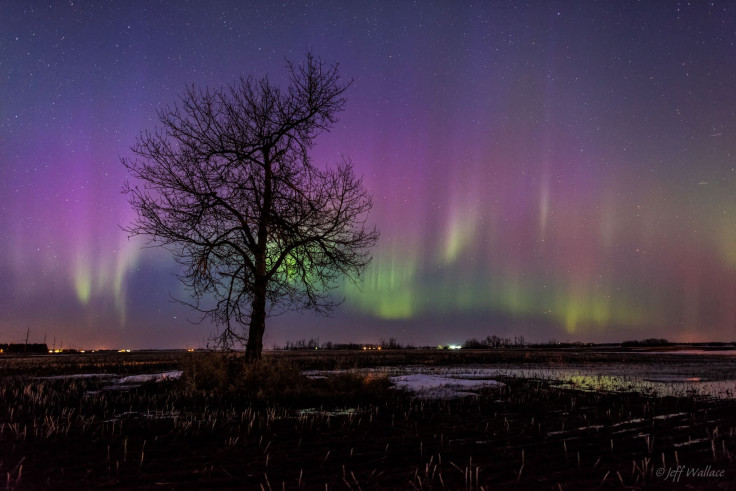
[[1, 349, 736, 489]]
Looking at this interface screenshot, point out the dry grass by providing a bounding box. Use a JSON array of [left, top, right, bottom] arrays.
[[1, 349, 735, 489]]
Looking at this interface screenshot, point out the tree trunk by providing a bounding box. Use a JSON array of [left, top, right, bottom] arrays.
[[245, 249, 268, 362], [245, 149, 272, 363], [245, 286, 266, 362]]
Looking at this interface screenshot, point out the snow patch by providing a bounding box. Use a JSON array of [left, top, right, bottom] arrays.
[[117, 370, 183, 385], [390, 373, 504, 398]]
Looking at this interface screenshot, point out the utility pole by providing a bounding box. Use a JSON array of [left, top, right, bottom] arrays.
[[23, 327, 30, 357]]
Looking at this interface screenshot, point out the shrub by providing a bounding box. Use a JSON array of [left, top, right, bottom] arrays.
[[182, 352, 305, 397]]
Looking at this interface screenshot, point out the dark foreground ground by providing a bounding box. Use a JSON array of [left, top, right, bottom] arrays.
[[1, 349, 735, 490]]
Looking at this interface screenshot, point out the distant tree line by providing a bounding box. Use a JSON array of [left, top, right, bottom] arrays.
[[621, 338, 670, 347], [277, 335, 532, 350], [537, 339, 595, 348], [0, 343, 49, 354], [275, 337, 411, 350], [272, 336, 736, 351], [281, 338, 322, 350], [462, 335, 527, 349]]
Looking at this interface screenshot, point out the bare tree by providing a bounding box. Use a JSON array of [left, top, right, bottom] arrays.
[[122, 54, 378, 361]]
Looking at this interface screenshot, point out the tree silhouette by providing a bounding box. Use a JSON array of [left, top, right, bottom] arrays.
[[123, 54, 378, 361]]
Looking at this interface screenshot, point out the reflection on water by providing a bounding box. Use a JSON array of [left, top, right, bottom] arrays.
[[308, 355, 736, 399], [465, 366, 735, 399]]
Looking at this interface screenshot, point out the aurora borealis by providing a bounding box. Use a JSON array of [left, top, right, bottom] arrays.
[[2, 1, 736, 348]]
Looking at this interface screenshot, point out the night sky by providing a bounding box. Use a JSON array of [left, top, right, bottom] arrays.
[[3, 1, 736, 349]]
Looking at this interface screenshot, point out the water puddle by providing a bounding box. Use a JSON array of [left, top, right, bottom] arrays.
[[38, 370, 183, 393], [304, 363, 736, 399]]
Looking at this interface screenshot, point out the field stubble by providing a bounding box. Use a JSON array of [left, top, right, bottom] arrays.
[[0, 349, 735, 489]]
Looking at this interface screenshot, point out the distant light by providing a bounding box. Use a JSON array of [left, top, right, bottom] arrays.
[[187, 348, 194, 352], [448, 344, 461, 350]]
